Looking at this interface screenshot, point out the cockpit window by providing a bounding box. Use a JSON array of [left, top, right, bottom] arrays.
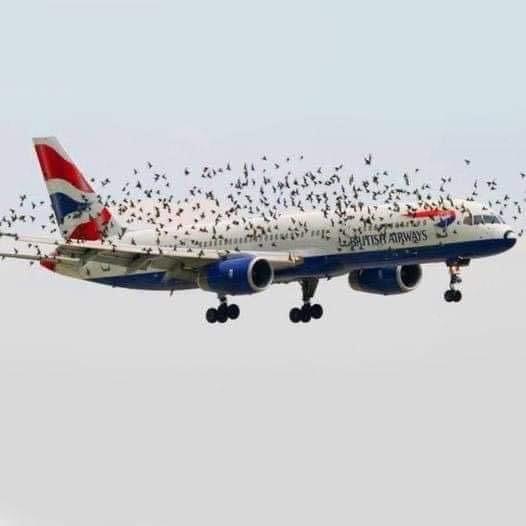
[[472, 214, 501, 225], [484, 215, 500, 224]]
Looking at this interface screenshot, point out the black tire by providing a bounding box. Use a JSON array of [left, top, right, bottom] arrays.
[[301, 305, 312, 323], [228, 304, 240, 320], [310, 304, 323, 319], [453, 290, 462, 302], [206, 308, 217, 323], [444, 290, 454, 303], [216, 308, 228, 323], [289, 307, 301, 323]]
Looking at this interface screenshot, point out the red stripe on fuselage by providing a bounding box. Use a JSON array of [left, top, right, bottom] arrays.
[[404, 209, 455, 219], [34, 143, 94, 193]]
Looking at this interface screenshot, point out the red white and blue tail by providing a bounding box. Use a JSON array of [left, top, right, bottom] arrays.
[[33, 137, 121, 241]]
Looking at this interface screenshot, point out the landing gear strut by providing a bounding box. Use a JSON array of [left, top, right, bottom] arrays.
[[444, 261, 468, 303], [289, 278, 324, 323], [206, 296, 240, 324]]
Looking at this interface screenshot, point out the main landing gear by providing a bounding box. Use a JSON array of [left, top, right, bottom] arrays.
[[443, 260, 469, 303], [289, 278, 324, 323], [206, 296, 240, 324]]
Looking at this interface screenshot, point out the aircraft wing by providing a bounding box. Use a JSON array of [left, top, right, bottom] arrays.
[[0, 233, 303, 274]]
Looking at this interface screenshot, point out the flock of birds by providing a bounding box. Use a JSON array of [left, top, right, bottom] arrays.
[[1, 153, 525, 257]]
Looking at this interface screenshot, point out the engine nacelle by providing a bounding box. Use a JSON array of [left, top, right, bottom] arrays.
[[348, 264, 422, 295], [197, 255, 274, 295]]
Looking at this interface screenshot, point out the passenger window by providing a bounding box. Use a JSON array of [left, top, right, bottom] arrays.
[[463, 215, 473, 225], [474, 215, 484, 225]]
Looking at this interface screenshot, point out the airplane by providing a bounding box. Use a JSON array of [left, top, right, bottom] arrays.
[[0, 137, 517, 324]]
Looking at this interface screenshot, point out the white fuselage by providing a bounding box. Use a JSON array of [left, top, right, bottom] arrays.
[[52, 200, 516, 289]]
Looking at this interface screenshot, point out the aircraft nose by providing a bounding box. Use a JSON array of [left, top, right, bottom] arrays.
[[504, 230, 517, 249]]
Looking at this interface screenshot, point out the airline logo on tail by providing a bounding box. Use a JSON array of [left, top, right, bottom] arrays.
[[404, 208, 457, 229], [33, 137, 118, 241]]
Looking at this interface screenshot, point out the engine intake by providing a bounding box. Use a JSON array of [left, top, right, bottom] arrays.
[[197, 255, 273, 295], [348, 264, 422, 295]]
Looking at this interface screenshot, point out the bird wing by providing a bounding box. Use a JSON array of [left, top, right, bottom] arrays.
[[0, 234, 303, 274]]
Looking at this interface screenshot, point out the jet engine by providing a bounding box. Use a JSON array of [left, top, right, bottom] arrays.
[[197, 254, 273, 295], [348, 264, 422, 295]]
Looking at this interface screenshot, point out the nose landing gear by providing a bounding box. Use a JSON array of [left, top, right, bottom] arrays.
[[444, 261, 468, 303], [444, 288, 462, 303]]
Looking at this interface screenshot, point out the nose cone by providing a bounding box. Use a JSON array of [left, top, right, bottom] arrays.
[[503, 230, 517, 250]]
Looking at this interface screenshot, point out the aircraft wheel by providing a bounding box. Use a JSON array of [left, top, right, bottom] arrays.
[[301, 304, 312, 323], [310, 303, 323, 319], [453, 290, 462, 303], [444, 290, 454, 303], [216, 304, 228, 323], [228, 304, 240, 320], [206, 308, 217, 323], [289, 307, 301, 323]]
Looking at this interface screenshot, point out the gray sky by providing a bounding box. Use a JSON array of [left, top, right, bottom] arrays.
[[0, 0, 525, 524]]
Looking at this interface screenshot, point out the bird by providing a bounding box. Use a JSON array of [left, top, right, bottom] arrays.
[[4, 145, 524, 271]]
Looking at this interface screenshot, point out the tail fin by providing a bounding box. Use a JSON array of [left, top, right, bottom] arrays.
[[33, 137, 122, 241]]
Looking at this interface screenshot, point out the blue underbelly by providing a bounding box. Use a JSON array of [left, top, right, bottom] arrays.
[[89, 238, 511, 291], [91, 271, 196, 291], [275, 238, 510, 281]]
